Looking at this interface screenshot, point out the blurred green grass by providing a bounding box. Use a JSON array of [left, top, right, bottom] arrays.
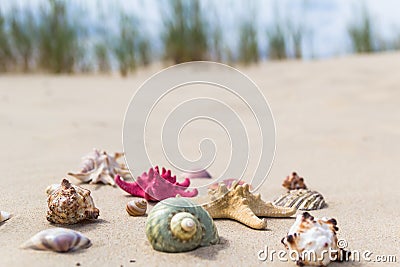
[[0, 0, 398, 75]]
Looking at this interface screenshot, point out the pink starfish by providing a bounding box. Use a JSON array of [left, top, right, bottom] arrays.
[[115, 166, 198, 201]]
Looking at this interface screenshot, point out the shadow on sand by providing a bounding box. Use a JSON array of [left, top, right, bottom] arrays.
[[188, 236, 230, 260]]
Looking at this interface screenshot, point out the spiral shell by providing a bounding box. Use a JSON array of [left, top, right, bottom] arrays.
[[126, 199, 147, 216], [146, 197, 219, 253], [22, 228, 91, 253], [46, 179, 99, 224]]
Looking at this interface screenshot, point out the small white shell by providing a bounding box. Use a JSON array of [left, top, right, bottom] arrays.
[[22, 228, 91, 253], [282, 212, 344, 266], [0, 211, 11, 223], [126, 199, 147, 216]]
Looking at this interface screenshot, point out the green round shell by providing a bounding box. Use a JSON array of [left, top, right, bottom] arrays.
[[146, 197, 219, 253]]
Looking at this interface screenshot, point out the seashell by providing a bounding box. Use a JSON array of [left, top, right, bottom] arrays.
[[115, 166, 198, 201], [208, 178, 247, 191], [146, 197, 219, 252], [68, 148, 131, 186], [203, 182, 296, 229], [181, 169, 212, 179], [22, 228, 91, 253], [282, 212, 348, 266], [273, 189, 326, 210], [282, 172, 307, 190], [126, 199, 147, 216], [45, 184, 59, 195], [0, 210, 11, 223], [46, 179, 100, 224]]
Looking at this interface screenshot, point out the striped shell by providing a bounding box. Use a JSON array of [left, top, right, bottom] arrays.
[[22, 228, 91, 253], [273, 189, 326, 210], [0, 211, 11, 223], [146, 197, 219, 253], [126, 199, 147, 216]]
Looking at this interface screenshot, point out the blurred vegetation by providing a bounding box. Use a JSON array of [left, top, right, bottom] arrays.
[[267, 20, 287, 60], [347, 7, 375, 53], [9, 8, 36, 72], [287, 20, 304, 59], [113, 13, 138, 76], [37, 0, 83, 73], [210, 24, 223, 62], [238, 21, 259, 64], [0, 1, 398, 75], [162, 0, 208, 63], [94, 43, 111, 73], [0, 9, 14, 71]]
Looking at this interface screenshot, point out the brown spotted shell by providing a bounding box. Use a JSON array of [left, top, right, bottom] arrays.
[[126, 199, 147, 216], [282, 172, 307, 190], [46, 179, 99, 224]]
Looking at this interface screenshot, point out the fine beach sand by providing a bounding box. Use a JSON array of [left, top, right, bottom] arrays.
[[0, 52, 399, 266]]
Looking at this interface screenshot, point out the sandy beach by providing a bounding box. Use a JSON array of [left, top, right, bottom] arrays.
[[0, 53, 399, 266]]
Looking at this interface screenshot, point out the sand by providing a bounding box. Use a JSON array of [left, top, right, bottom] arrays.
[[0, 53, 399, 266]]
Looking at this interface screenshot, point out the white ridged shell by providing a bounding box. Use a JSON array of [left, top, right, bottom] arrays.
[[282, 212, 342, 266], [22, 228, 91, 253]]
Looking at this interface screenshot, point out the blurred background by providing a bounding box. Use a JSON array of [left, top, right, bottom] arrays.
[[0, 0, 399, 76]]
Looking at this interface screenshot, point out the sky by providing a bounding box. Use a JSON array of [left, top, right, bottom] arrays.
[[1, 0, 400, 59]]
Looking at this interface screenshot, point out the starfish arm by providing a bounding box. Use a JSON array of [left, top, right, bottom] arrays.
[[226, 205, 268, 229], [176, 178, 190, 188], [252, 201, 297, 217], [176, 187, 198, 198], [114, 175, 145, 197]]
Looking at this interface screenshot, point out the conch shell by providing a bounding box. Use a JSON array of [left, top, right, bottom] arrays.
[[126, 199, 147, 216], [282, 212, 349, 266], [46, 179, 99, 224], [115, 166, 198, 201], [146, 197, 219, 252], [68, 148, 131, 186], [22, 228, 91, 253], [0, 211, 11, 223], [203, 182, 296, 229]]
